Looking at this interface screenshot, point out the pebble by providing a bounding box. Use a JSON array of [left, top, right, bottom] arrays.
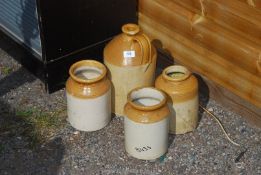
[[73, 131, 80, 135], [235, 162, 244, 169], [119, 157, 124, 161]]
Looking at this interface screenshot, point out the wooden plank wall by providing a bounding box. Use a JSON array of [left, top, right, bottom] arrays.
[[237, 0, 261, 8], [138, 0, 261, 126]]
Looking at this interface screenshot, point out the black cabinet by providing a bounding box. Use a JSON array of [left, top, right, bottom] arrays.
[[0, 0, 137, 92]]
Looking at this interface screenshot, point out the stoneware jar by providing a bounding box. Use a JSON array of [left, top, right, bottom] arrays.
[[66, 60, 111, 131], [155, 65, 199, 134], [124, 87, 170, 160], [104, 23, 157, 116]]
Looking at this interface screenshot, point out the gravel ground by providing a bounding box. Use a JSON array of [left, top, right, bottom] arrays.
[[0, 32, 261, 175]]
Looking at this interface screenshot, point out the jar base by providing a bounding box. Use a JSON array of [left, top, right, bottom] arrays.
[[169, 128, 196, 135], [125, 149, 166, 161], [68, 118, 111, 132]]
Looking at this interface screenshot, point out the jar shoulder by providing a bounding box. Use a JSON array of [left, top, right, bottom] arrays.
[[66, 77, 111, 99], [104, 35, 157, 67], [124, 104, 170, 124], [155, 74, 198, 93]]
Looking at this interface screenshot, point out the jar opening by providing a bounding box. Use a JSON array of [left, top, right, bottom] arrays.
[[132, 97, 162, 107], [74, 66, 102, 80], [128, 87, 166, 110], [163, 65, 191, 82], [167, 71, 185, 78], [69, 60, 106, 84], [122, 23, 140, 36]]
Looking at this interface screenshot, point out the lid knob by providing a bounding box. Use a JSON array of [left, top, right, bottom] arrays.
[[122, 23, 140, 35]]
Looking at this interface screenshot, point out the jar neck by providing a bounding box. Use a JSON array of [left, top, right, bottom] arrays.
[[162, 65, 191, 82], [127, 87, 167, 111], [122, 23, 140, 36]]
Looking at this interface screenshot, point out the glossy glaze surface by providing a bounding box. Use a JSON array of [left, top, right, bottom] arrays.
[[124, 87, 170, 160], [104, 23, 155, 66], [105, 54, 156, 115], [66, 60, 111, 99], [124, 117, 169, 160], [124, 87, 169, 123], [66, 60, 111, 131], [104, 23, 157, 116], [67, 91, 111, 131], [156, 65, 199, 134]]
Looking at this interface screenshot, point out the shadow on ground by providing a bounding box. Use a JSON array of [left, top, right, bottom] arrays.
[[0, 25, 65, 174], [0, 68, 65, 174]]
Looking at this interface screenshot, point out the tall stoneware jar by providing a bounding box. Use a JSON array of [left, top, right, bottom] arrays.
[[104, 23, 157, 116], [155, 65, 198, 134], [66, 60, 111, 131], [124, 87, 170, 160]]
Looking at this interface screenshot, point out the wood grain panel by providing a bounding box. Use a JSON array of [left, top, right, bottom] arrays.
[[139, 13, 261, 107], [172, 0, 261, 44], [237, 0, 261, 8], [139, 0, 261, 76]]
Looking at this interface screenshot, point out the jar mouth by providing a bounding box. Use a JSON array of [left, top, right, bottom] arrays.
[[163, 65, 191, 82], [122, 23, 140, 36], [127, 87, 166, 111], [69, 60, 106, 84]]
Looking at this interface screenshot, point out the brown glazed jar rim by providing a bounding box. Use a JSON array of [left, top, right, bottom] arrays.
[[162, 65, 191, 82], [69, 60, 107, 84], [122, 23, 140, 36], [127, 87, 167, 111]]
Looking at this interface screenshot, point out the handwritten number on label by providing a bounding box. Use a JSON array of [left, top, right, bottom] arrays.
[[126, 52, 132, 56], [135, 146, 152, 152], [123, 51, 135, 58]]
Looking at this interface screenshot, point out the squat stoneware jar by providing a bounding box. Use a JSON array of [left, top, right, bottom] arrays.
[[155, 65, 199, 134], [104, 23, 157, 116], [66, 60, 111, 131], [124, 87, 170, 160]]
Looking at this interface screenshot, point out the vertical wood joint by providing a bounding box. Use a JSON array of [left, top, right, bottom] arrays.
[[247, 0, 256, 7], [190, 14, 205, 26], [199, 0, 206, 16], [257, 53, 261, 74]]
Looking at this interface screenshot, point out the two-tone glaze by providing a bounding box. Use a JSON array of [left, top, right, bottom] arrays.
[[156, 65, 199, 134], [104, 23, 157, 116], [66, 60, 111, 131], [124, 87, 170, 160]]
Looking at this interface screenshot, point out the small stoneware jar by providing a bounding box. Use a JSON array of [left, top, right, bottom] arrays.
[[66, 60, 111, 131], [124, 87, 170, 160], [155, 65, 199, 134], [104, 23, 157, 116]]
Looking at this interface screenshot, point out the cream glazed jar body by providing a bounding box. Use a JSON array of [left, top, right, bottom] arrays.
[[66, 60, 111, 131], [124, 87, 170, 160], [155, 65, 199, 134]]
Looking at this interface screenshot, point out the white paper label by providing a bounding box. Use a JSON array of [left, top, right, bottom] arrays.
[[123, 51, 135, 58]]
